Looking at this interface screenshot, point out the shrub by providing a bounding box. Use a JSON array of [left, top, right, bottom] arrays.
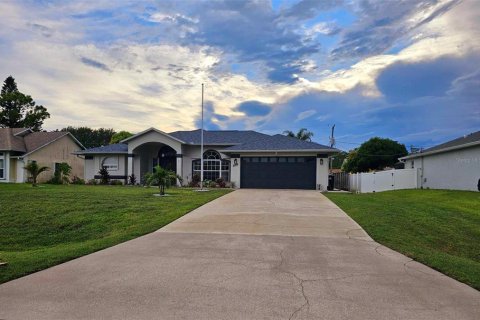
[[215, 177, 226, 188], [128, 174, 137, 185], [71, 176, 85, 185], [49, 162, 72, 184], [143, 172, 153, 186], [188, 173, 201, 187], [110, 180, 123, 186], [86, 179, 98, 185], [98, 167, 110, 185]]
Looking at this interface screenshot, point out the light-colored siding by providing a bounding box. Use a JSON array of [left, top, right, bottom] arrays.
[[9, 158, 16, 182], [181, 145, 229, 185], [26, 135, 84, 183], [411, 145, 480, 191], [84, 155, 127, 182]]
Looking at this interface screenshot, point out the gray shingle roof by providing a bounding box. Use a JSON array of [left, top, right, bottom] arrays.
[[76, 143, 128, 154], [423, 131, 480, 153], [401, 130, 480, 159], [221, 134, 335, 152], [168, 129, 268, 145], [78, 129, 336, 154]]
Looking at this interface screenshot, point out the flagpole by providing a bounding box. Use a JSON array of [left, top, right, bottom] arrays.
[[200, 83, 204, 190]]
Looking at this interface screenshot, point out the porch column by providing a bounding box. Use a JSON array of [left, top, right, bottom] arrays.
[[127, 153, 134, 181], [176, 154, 183, 186]]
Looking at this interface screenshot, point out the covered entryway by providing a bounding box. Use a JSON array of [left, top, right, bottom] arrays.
[[240, 156, 316, 189]]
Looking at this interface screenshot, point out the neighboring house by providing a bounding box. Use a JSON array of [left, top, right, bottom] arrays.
[[400, 131, 480, 191], [0, 128, 85, 183], [75, 127, 339, 190]]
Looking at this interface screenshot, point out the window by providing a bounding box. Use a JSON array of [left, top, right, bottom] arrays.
[[411, 160, 415, 169], [192, 150, 230, 181], [101, 156, 119, 171], [0, 152, 4, 179]]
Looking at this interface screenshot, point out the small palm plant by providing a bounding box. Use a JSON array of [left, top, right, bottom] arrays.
[[24, 162, 50, 187], [146, 165, 177, 195]]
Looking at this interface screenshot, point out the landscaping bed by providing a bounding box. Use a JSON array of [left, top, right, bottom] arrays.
[[325, 189, 480, 290], [0, 184, 231, 284]]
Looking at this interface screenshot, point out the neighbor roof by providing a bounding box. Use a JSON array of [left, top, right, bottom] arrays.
[[75, 143, 128, 154], [0, 128, 28, 152], [400, 131, 480, 160], [0, 128, 84, 154]]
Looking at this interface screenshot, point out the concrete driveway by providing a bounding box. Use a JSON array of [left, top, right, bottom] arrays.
[[0, 190, 478, 319]]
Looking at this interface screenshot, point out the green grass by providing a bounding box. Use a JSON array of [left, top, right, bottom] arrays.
[[325, 189, 480, 290], [0, 184, 231, 284]]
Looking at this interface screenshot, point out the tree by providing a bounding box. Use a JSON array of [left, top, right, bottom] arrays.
[[110, 131, 133, 144], [145, 165, 177, 195], [331, 151, 348, 169], [342, 137, 408, 173], [283, 128, 314, 142], [24, 162, 50, 187], [0, 76, 50, 131], [62, 126, 116, 148]]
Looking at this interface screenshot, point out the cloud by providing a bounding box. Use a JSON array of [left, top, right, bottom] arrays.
[[330, 0, 460, 60], [376, 56, 476, 103], [236, 101, 272, 116], [296, 109, 316, 121], [80, 57, 111, 71], [0, 0, 478, 152]]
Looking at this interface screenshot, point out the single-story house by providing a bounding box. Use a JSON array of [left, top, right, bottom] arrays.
[[0, 128, 85, 183], [75, 127, 339, 190], [400, 131, 480, 191]]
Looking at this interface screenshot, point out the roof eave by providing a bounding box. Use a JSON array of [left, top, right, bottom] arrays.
[[219, 148, 339, 153], [400, 140, 480, 160], [121, 127, 186, 144], [74, 151, 128, 155]]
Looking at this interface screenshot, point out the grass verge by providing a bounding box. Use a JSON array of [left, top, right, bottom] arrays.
[[325, 189, 480, 290], [0, 184, 231, 284]]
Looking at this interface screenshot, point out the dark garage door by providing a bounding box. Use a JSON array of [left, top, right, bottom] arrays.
[[241, 156, 316, 189]]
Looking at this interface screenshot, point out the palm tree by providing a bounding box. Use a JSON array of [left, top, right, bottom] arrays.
[[24, 162, 50, 187], [283, 128, 314, 142], [146, 165, 177, 195]]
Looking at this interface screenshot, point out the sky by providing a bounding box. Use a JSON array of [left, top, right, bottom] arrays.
[[0, 0, 479, 151]]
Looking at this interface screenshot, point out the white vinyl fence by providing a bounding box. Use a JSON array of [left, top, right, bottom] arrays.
[[349, 169, 418, 193]]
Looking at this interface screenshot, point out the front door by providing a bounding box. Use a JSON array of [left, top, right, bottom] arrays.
[[153, 145, 177, 173]]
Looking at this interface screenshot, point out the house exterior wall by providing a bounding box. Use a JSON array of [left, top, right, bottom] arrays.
[[84, 154, 127, 182], [15, 158, 25, 183], [9, 157, 16, 182], [181, 145, 230, 185], [21, 135, 84, 183], [316, 157, 329, 191], [408, 145, 480, 191], [128, 131, 182, 154]]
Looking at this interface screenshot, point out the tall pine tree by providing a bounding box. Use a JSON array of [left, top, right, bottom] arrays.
[[0, 76, 50, 131]]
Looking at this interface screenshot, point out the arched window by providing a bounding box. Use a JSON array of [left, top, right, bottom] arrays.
[[192, 150, 230, 181], [204, 150, 221, 160]]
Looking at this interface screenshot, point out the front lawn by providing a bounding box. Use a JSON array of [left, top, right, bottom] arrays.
[[325, 189, 480, 290], [0, 184, 231, 284]]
